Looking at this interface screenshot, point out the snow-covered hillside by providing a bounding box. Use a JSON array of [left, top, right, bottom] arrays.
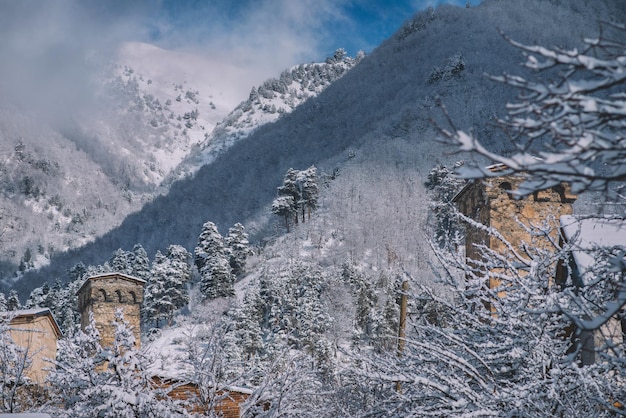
[[164, 48, 362, 183], [13, 0, 625, 299], [0, 42, 359, 282]]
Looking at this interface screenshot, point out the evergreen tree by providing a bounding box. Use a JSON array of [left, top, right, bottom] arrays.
[[5, 291, 19, 311], [278, 168, 301, 225], [144, 245, 191, 328], [272, 166, 320, 230], [342, 262, 378, 345], [0, 293, 6, 311], [67, 262, 88, 282], [424, 162, 465, 252], [47, 311, 188, 417], [130, 244, 151, 282], [108, 244, 150, 282], [195, 222, 234, 300], [143, 262, 161, 328], [300, 165, 319, 222], [271, 196, 296, 232], [109, 248, 131, 273], [164, 244, 192, 309], [225, 223, 252, 278]]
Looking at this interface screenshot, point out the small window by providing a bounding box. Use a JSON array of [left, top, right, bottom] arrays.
[[115, 289, 123, 303], [499, 182, 514, 200], [129, 291, 137, 303], [98, 288, 108, 302]]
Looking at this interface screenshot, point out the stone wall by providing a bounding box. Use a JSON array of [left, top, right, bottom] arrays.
[[77, 273, 145, 349], [455, 174, 576, 289], [8, 309, 61, 384]]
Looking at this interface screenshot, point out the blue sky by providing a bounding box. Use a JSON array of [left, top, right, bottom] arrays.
[[0, 0, 480, 115], [148, 0, 482, 60]]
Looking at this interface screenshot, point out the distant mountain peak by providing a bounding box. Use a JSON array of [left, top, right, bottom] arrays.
[[164, 48, 363, 184]]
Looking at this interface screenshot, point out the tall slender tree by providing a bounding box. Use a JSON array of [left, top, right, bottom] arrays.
[[195, 222, 234, 300]]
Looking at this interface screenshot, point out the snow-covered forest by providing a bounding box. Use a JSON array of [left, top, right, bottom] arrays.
[[1, 0, 626, 416]]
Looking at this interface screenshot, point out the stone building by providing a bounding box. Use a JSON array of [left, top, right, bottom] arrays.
[[76, 272, 145, 349], [453, 168, 576, 290], [4, 308, 62, 384]]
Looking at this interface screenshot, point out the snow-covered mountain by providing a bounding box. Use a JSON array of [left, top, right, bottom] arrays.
[[165, 48, 363, 184], [11, 0, 626, 300], [0, 42, 359, 282]]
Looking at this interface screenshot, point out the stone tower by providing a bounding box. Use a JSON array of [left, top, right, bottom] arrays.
[[453, 168, 576, 289], [77, 272, 145, 349]]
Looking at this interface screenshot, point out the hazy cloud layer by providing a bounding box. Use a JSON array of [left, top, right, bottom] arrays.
[[0, 0, 478, 122], [0, 1, 156, 120]]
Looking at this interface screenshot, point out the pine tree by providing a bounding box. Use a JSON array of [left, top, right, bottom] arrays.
[[271, 196, 296, 232], [130, 244, 151, 282], [109, 248, 131, 273], [195, 222, 234, 300], [278, 168, 302, 225], [5, 291, 19, 311], [144, 251, 169, 328], [225, 223, 252, 278], [425, 162, 465, 252], [300, 165, 319, 222], [48, 311, 188, 417], [108, 245, 150, 282], [272, 167, 320, 230], [0, 294, 6, 311], [164, 244, 192, 310], [145, 245, 191, 328]]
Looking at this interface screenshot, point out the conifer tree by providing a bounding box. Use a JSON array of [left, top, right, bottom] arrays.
[[271, 196, 296, 232], [5, 291, 19, 311], [278, 168, 301, 225], [195, 222, 234, 300], [48, 311, 188, 417], [225, 223, 252, 278], [145, 245, 191, 328], [300, 165, 319, 222], [130, 244, 151, 282]]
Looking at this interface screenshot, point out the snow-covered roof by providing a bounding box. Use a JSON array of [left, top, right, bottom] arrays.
[[86, 271, 146, 283], [144, 326, 193, 380], [76, 272, 146, 296], [0, 307, 63, 338], [560, 215, 626, 274], [144, 325, 253, 394], [1, 307, 51, 317]]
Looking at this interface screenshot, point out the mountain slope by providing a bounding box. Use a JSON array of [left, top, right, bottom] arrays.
[[15, 0, 626, 297], [163, 48, 362, 184], [0, 43, 358, 282]]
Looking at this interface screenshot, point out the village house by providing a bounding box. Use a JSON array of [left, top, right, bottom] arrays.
[[2, 308, 62, 384], [1, 272, 251, 417]]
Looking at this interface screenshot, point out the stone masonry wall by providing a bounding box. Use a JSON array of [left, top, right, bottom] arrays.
[[77, 274, 144, 349], [455, 175, 576, 290]]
